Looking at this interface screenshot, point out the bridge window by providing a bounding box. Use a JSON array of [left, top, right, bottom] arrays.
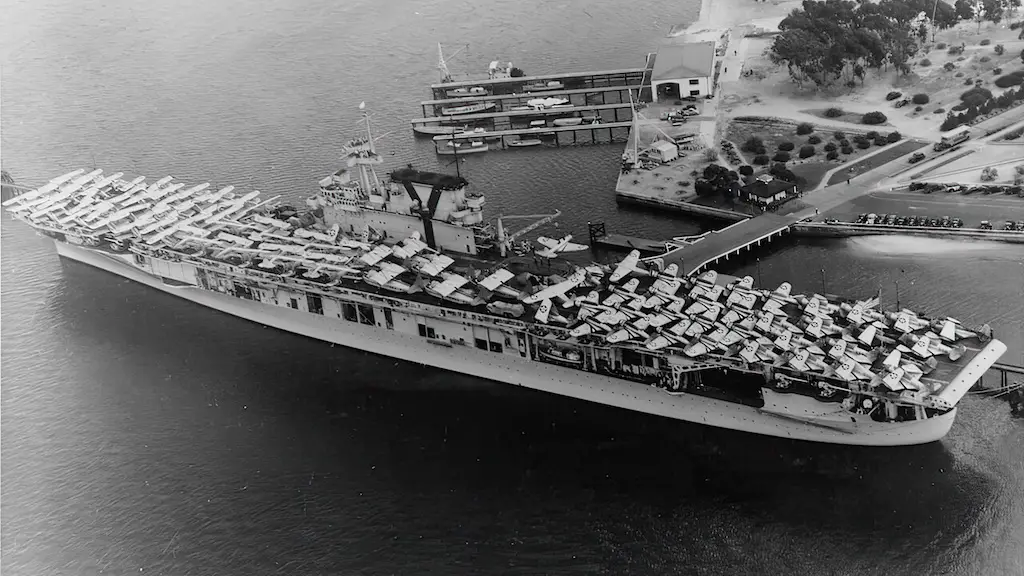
[[288, 298, 298, 309], [689, 79, 699, 85], [383, 308, 394, 330], [342, 302, 358, 322], [489, 341, 503, 353], [307, 294, 323, 315], [356, 304, 375, 326], [476, 338, 488, 350]]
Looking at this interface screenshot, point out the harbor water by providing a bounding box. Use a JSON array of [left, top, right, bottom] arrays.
[[2, 0, 1023, 574]]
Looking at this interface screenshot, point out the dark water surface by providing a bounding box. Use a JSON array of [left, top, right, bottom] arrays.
[[2, 0, 1023, 574]]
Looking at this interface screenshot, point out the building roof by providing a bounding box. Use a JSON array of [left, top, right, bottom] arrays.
[[651, 42, 717, 81], [741, 178, 796, 198], [651, 140, 678, 152]]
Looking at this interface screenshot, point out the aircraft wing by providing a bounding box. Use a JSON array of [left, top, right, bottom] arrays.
[[479, 268, 515, 290], [377, 262, 405, 282], [434, 274, 469, 297], [359, 245, 392, 266], [522, 270, 585, 304], [609, 250, 640, 283], [420, 254, 455, 276], [560, 241, 588, 253], [535, 236, 559, 250]]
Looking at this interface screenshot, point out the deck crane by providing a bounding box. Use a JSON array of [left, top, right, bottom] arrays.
[[437, 43, 470, 84], [495, 210, 561, 257]]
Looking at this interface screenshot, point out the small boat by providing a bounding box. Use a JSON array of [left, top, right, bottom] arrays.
[[523, 81, 564, 91], [456, 127, 501, 142], [529, 120, 548, 129], [507, 138, 543, 148], [436, 140, 489, 155], [553, 117, 583, 127], [440, 102, 497, 115], [446, 86, 487, 98], [414, 123, 469, 136]]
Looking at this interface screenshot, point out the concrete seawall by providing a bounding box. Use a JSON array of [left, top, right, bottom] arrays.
[[793, 223, 1024, 243], [615, 190, 749, 222]]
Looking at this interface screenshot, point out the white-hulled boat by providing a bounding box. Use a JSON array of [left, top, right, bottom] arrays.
[[553, 117, 583, 127], [507, 138, 543, 148], [436, 140, 489, 155], [414, 123, 469, 136], [440, 102, 497, 115]]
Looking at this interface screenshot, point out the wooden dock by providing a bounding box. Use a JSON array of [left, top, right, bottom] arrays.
[[645, 214, 796, 276], [429, 62, 652, 100], [585, 222, 665, 254], [411, 103, 633, 125], [431, 122, 634, 149]]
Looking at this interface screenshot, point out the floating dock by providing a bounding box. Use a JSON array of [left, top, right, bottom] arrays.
[[430, 122, 634, 151], [586, 222, 666, 254], [411, 103, 635, 127], [428, 62, 653, 100]]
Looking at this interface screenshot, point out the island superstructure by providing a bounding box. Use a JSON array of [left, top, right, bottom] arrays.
[[3, 126, 1007, 446]]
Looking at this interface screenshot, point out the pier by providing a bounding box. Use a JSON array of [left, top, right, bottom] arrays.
[[643, 214, 795, 276], [980, 362, 1024, 391], [431, 122, 635, 150], [586, 222, 667, 254], [428, 63, 652, 101]]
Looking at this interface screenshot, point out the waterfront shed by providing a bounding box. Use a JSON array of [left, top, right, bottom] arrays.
[[740, 175, 795, 205], [651, 42, 717, 102], [648, 140, 679, 163]]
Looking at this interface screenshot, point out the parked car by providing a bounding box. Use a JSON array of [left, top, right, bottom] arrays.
[[905, 216, 919, 226], [896, 216, 907, 226], [825, 218, 840, 224], [856, 213, 868, 223], [952, 218, 963, 228], [1017, 221, 1024, 231], [980, 221, 993, 230], [929, 217, 941, 227], [885, 214, 897, 225], [941, 216, 952, 227], [895, 98, 910, 108], [908, 152, 926, 164]]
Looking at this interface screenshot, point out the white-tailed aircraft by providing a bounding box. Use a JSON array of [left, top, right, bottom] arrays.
[[898, 332, 966, 361], [787, 348, 829, 372], [929, 317, 990, 342], [365, 262, 415, 293], [4, 169, 86, 207], [601, 278, 641, 307], [534, 234, 588, 259], [608, 250, 650, 283], [426, 274, 480, 306], [534, 298, 571, 325], [521, 268, 587, 305]]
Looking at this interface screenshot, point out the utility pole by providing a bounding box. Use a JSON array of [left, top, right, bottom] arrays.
[[931, 0, 940, 42]]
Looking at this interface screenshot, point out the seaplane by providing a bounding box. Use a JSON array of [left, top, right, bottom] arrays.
[[689, 282, 725, 303], [521, 268, 587, 305], [826, 338, 878, 366], [801, 315, 842, 339], [534, 234, 588, 259], [639, 264, 683, 308], [3, 169, 85, 207], [254, 213, 292, 231], [410, 253, 456, 277], [685, 298, 724, 322], [425, 273, 482, 306], [606, 316, 654, 344], [724, 287, 759, 310], [880, 348, 938, 376], [929, 317, 991, 342], [608, 250, 652, 283], [796, 294, 840, 316], [823, 355, 875, 382], [364, 262, 417, 293], [738, 340, 782, 364], [476, 268, 522, 299], [391, 232, 430, 259]]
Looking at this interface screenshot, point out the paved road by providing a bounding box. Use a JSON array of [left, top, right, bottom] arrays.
[[822, 187, 1024, 228]]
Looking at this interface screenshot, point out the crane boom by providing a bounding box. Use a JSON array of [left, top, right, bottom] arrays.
[[503, 210, 561, 243]]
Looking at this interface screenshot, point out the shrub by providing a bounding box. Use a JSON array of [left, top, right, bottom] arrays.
[[825, 107, 844, 117], [826, 150, 839, 160], [808, 135, 822, 145], [796, 122, 814, 135], [912, 94, 929, 105], [994, 67, 1003, 75], [961, 86, 993, 107], [1016, 164, 1024, 175], [753, 154, 770, 165], [799, 145, 815, 158], [833, 130, 846, 141], [841, 145, 854, 154], [778, 141, 795, 151], [772, 151, 791, 162], [944, 62, 956, 71], [886, 131, 902, 143], [980, 56, 991, 63], [754, 145, 768, 155], [980, 39, 991, 46], [980, 166, 998, 181], [873, 136, 888, 146], [856, 139, 872, 149], [741, 136, 764, 152], [994, 71, 1024, 88], [865, 131, 880, 140], [1006, 129, 1024, 140], [934, 108, 945, 114], [886, 91, 902, 101], [956, 72, 964, 77], [936, 43, 946, 49], [948, 45, 964, 56], [862, 111, 887, 125], [919, 58, 931, 67], [839, 139, 850, 148], [824, 142, 837, 152], [739, 165, 754, 176], [678, 180, 691, 187], [995, 44, 1005, 56], [915, 105, 923, 112]]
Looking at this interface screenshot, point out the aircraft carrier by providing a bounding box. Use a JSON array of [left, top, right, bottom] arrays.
[[2, 116, 1008, 446]]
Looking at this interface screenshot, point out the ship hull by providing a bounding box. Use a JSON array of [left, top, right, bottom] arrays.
[[53, 240, 957, 446]]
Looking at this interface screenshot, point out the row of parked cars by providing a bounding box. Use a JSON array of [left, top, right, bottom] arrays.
[[853, 213, 1024, 230], [908, 182, 1024, 195], [855, 213, 962, 227]]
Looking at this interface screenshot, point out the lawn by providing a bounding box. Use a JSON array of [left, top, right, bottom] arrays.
[[802, 108, 893, 127], [724, 117, 903, 190], [825, 140, 928, 185]]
